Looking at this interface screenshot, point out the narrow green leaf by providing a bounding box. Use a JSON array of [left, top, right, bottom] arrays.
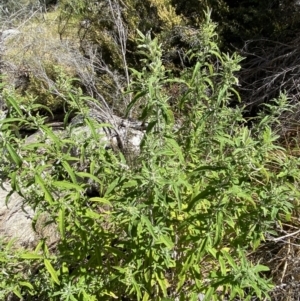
[[13, 288, 22, 299], [197, 237, 209, 259], [142, 292, 150, 301], [19, 281, 34, 290], [6, 238, 17, 249], [35, 174, 54, 205], [191, 62, 201, 83], [166, 138, 184, 163], [205, 62, 214, 75], [89, 197, 112, 205], [104, 291, 118, 299], [52, 180, 82, 192], [0, 117, 27, 124], [207, 247, 217, 258], [64, 108, 75, 128], [23, 142, 48, 150], [176, 273, 186, 292], [105, 246, 125, 257], [85, 209, 102, 219], [162, 107, 175, 125], [165, 78, 191, 88], [253, 264, 270, 273], [209, 49, 223, 62], [34, 240, 44, 254], [31, 104, 54, 118], [6, 174, 17, 206], [180, 253, 195, 275], [136, 29, 146, 39], [218, 254, 227, 276], [44, 259, 60, 285], [222, 250, 236, 268], [76, 171, 101, 184], [62, 161, 77, 184], [204, 286, 215, 301], [84, 117, 98, 139], [229, 87, 241, 102], [126, 90, 147, 116], [204, 77, 214, 91], [40, 125, 60, 145], [156, 273, 168, 297], [6, 143, 22, 167], [7, 96, 23, 116], [42, 242, 50, 258], [158, 235, 174, 248], [104, 177, 120, 197], [141, 215, 156, 239], [132, 277, 142, 300], [123, 180, 138, 188], [89, 160, 96, 175], [58, 208, 65, 239], [214, 211, 223, 245], [217, 86, 227, 105], [21, 253, 43, 260]]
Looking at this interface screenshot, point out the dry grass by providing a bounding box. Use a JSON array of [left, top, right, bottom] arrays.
[[1, 9, 79, 85], [239, 35, 300, 108], [0, 4, 130, 114], [249, 209, 300, 301]]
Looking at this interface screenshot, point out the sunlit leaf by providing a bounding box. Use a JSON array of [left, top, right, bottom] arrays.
[[52, 180, 82, 192], [104, 177, 121, 197], [35, 174, 54, 205], [141, 215, 156, 239], [58, 207, 65, 239], [157, 235, 174, 249], [6, 143, 22, 167], [7, 96, 23, 117], [89, 197, 112, 205], [44, 259, 60, 285], [21, 253, 43, 260], [62, 161, 77, 184]]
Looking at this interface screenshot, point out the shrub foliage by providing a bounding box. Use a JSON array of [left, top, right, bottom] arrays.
[[0, 11, 300, 301]]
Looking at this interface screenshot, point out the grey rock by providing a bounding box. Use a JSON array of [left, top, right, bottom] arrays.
[[0, 181, 59, 249], [0, 182, 36, 248]]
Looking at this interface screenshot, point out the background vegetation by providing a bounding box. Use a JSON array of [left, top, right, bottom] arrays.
[[1, 0, 300, 300]]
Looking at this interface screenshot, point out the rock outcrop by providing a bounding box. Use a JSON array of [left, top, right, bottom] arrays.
[[0, 181, 59, 249], [0, 181, 36, 248]]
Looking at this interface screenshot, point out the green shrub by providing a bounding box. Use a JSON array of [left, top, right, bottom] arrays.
[[0, 239, 35, 299], [1, 11, 300, 301]]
